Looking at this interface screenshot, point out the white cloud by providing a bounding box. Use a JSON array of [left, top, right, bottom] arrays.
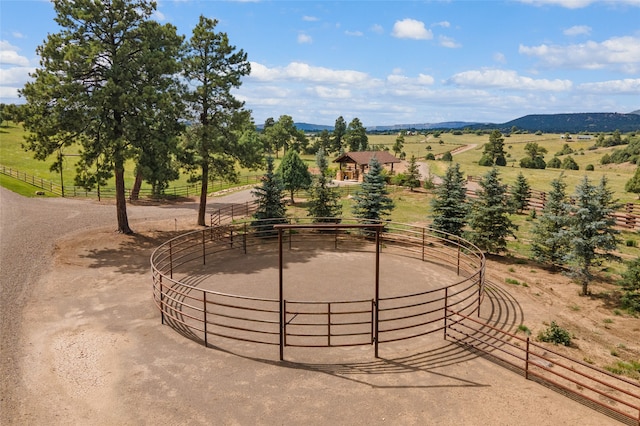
[[0, 67, 35, 85], [578, 78, 640, 94], [298, 33, 312, 44], [302, 15, 318, 22], [345, 30, 363, 37], [448, 69, 572, 91], [391, 19, 433, 40], [519, 36, 640, 73], [518, 0, 596, 9], [520, 0, 640, 8], [418, 73, 435, 85], [310, 86, 352, 99], [152, 10, 166, 21], [0, 40, 30, 66], [0, 86, 20, 99], [12, 32, 25, 39], [563, 25, 591, 36], [371, 24, 384, 34], [249, 61, 372, 86], [432, 21, 451, 28], [439, 36, 461, 49], [494, 52, 507, 63]]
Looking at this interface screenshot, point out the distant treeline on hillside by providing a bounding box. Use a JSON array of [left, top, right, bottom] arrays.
[[287, 112, 640, 134]]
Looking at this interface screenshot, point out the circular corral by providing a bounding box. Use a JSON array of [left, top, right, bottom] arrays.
[[151, 218, 485, 360]]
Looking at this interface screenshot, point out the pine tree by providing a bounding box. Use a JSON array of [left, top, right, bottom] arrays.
[[530, 174, 571, 267], [21, 0, 184, 234], [620, 257, 640, 312], [430, 163, 468, 237], [405, 155, 422, 191], [277, 149, 311, 203], [625, 165, 640, 199], [181, 15, 258, 226], [567, 176, 621, 295], [307, 148, 342, 222], [510, 172, 531, 213], [480, 130, 506, 166], [352, 156, 394, 224], [251, 156, 287, 236], [466, 167, 517, 253]]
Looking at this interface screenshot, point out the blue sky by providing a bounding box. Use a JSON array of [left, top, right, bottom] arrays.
[[1, 0, 639, 126]]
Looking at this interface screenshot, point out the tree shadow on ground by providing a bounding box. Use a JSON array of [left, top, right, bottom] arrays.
[[80, 229, 187, 274]]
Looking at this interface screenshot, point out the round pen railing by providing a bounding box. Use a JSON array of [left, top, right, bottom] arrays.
[[150, 217, 485, 360]]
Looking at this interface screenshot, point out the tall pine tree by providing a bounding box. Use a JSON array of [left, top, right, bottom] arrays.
[[430, 163, 468, 237], [466, 167, 517, 253], [21, 0, 183, 234], [567, 176, 621, 295], [510, 172, 531, 213], [530, 174, 571, 267], [181, 15, 260, 226], [307, 148, 342, 222], [352, 157, 394, 224], [405, 155, 422, 191], [252, 156, 287, 236]]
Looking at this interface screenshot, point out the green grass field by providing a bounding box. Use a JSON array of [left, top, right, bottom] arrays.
[[2, 122, 638, 203], [0, 122, 265, 194]]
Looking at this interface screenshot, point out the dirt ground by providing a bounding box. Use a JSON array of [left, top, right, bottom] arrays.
[[1, 187, 638, 425]]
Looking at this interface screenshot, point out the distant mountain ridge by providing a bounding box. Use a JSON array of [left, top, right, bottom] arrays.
[[495, 112, 640, 133], [286, 111, 640, 133]]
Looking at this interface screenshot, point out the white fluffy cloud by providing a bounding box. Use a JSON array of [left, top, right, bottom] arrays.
[[518, 0, 595, 9], [578, 78, 640, 94], [0, 41, 30, 67], [249, 62, 372, 86], [520, 36, 640, 73], [520, 0, 640, 7], [448, 69, 572, 91], [439, 36, 461, 49], [563, 25, 591, 36], [297, 33, 312, 44], [391, 19, 433, 40]]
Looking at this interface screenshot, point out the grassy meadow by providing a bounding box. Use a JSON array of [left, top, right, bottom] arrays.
[[2, 121, 638, 204]]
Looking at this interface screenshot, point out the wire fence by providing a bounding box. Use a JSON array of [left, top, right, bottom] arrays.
[[0, 164, 262, 200]]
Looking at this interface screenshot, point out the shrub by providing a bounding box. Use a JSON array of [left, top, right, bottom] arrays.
[[585, 164, 594, 171], [538, 321, 572, 346], [478, 154, 493, 166], [441, 151, 453, 161], [547, 157, 561, 168], [561, 156, 579, 170], [391, 172, 407, 186], [425, 153, 435, 160]]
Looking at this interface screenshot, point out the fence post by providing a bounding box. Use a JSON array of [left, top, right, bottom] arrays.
[[243, 222, 247, 254], [169, 241, 173, 279], [443, 287, 449, 340], [159, 276, 165, 325], [422, 228, 425, 261], [327, 303, 331, 347], [203, 291, 208, 346], [525, 337, 530, 380], [202, 230, 206, 265], [457, 237, 461, 276]]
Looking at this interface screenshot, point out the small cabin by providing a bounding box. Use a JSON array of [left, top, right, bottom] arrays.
[[333, 151, 401, 182]]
